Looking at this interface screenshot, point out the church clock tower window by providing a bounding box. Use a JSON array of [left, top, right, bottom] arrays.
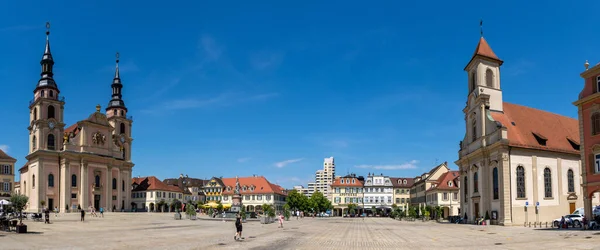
[[48, 105, 55, 119], [47, 134, 55, 150], [485, 69, 494, 88]]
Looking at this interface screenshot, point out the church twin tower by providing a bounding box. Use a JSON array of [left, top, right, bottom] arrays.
[[27, 22, 132, 160], [22, 23, 135, 213]]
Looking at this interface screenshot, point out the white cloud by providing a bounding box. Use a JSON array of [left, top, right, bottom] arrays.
[[274, 158, 304, 168], [355, 160, 418, 170], [200, 35, 223, 61], [142, 92, 279, 113], [0, 144, 8, 153], [250, 51, 284, 70], [237, 157, 251, 163]]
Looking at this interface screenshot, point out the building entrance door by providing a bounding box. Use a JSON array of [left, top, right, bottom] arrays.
[[48, 198, 54, 211], [94, 195, 101, 211], [569, 203, 576, 214], [474, 203, 480, 218]]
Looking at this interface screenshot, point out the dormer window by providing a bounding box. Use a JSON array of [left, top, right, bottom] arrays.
[[352, 179, 355, 184], [403, 180, 407, 184], [341, 179, 344, 184], [532, 132, 547, 146], [243, 186, 247, 191], [567, 137, 580, 151], [448, 181, 453, 187]]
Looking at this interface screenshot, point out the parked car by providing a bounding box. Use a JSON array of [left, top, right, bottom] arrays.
[[571, 206, 600, 217], [553, 214, 584, 228]]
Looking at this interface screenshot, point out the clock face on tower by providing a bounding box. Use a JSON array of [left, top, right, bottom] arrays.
[[48, 121, 55, 129], [120, 135, 126, 143]]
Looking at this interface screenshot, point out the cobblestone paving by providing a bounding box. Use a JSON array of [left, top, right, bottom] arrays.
[[1, 213, 600, 249]]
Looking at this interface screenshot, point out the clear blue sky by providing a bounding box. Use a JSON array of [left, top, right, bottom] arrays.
[[1, 1, 599, 188]]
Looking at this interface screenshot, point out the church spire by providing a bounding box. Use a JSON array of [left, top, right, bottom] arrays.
[[35, 22, 59, 93], [106, 52, 128, 114]]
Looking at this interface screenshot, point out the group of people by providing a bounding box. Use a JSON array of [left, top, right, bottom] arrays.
[[80, 206, 104, 222]]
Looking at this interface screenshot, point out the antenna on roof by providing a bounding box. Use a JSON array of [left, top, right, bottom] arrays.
[[480, 19, 483, 37]]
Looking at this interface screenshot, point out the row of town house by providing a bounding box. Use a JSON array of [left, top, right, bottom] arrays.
[[329, 162, 460, 218], [131, 174, 287, 213]]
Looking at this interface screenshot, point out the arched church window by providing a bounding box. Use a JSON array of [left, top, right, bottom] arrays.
[[485, 69, 494, 88], [463, 176, 468, 202], [47, 105, 55, 119], [473, 172, 478, 193], [32, 135, 37, 150], [544, 168, 552, 198], [122, 180, 125, 191], [516, 166, 526, 198], [47, 134, 55, 150], [72, 174, 77, 187], [32, 175, 36, 188], [567, 169, 575, 193], [33, 108, 37, 121], [48, 174, 54, 187], [41, 90, 45, 97], [492, 167, 499, 200], [592, 113, 600, 135], [49, 90, 54, 97], [471, 119, 477, 142], [95, 175, 101, 188], [120, 123, 125, 134], [471, 71, 477, 92], [113, 178, 117, 190]]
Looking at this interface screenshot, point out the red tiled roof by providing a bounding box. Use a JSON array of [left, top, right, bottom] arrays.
[[221, 176, 286, 196], [465, 37, 503, 70], [490, 102, 580, 154], [331, 177, 363, 187], [389, 177, 414, 188], [472, 37, 500, 61], [64, 123, 82, 137], [132, 176, 182, 193], [0, 149, 16, 161], [428, 171, 460, 191]]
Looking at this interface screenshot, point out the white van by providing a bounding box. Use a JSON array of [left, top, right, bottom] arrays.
[[572, 206, 600, 217]]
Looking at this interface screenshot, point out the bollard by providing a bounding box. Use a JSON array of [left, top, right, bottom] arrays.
[[524, 222, 527, 227], [529, 222, 531, 227], [546, 222, 548, 228], [534, 222, 537, 228]]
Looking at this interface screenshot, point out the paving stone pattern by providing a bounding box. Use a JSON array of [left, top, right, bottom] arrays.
[[1, 213, 599, 249]]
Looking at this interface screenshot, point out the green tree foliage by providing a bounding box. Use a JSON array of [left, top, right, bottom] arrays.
[[185, 204, 197, 216], [283, 204, 291, 220], [216, 203, 224, 213], [285, 190, 309, 211], [10, 194, 29, 225], [240, 205, 247, 220], [309, 191, 332, 214]]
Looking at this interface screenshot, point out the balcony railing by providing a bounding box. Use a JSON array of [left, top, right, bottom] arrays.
[[29, 96, 65, 106]]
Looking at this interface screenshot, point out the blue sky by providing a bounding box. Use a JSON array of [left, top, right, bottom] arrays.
[[1, 1, 599, 188]]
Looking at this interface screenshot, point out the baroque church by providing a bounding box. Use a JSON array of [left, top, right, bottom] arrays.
[[19, 23, 135, 213], [455, 34, 583, 225]]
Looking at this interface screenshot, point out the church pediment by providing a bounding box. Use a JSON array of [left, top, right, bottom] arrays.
[[567, 193, 578, 200], [86, 112, 110, 127]]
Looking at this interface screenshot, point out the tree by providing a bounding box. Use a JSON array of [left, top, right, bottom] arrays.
[[185, 204, 197, 217], [157, 200, 166, 212], [171, 199, 182, 212], [40, 200, 46, 210], [309, 191, 331, 214], [10, 194, 29, 225], [216, 203, 224, 213], [283, 204, 291, 220], [285, 190, 308, 211], [347, 203, 357, 216]]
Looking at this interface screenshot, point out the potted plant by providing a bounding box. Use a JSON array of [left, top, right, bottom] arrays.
[[10, 194, 29, 233], [186, 204, 197, 220], [40, 200, 46, 212], [65, 204, 69, 213], [484, 211, 490, 226]]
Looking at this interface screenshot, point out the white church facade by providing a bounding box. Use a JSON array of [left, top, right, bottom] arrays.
[[455, 35, 583, 225]]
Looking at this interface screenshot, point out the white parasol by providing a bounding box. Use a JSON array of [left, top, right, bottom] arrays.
[[0, 199, 11, 205]]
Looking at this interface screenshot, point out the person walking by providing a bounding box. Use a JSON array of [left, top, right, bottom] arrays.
[[44, 208, 50, 224], [278, 213, 284, 228], [100, 207, 104, 218], [80, 208, 85, 222], [234, 213, 243, 241]]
